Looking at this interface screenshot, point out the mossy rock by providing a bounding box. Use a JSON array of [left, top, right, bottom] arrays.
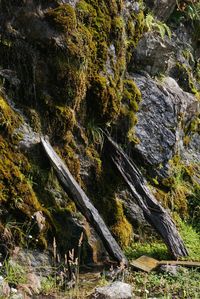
[[76, 0, 97, 25], [0, 96, 22, 136], [45, 4, 77, 33], [86, 75, 121, 123], [0, 0, 147, 260], [175, 63, 199, 95]]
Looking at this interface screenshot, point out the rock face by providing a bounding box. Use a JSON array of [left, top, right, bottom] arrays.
[[90, 281, 132, 299], [0, 0, 145, 261], [183, 133, 200, 164], [0, 0, 199, 273], [133, 74, 199, 177], [133, 32, 174, 76]]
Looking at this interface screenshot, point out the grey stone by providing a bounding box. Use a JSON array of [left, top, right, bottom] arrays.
[[58, 0, 78, 7], [123, 1, 141, 22], [11, 248, 52, 276], [181, 133, 200, 164], [159, 265, 179, 276], [120, 191, 147, 227], [134, 32, 175, 76], [132, 74, 199, 177], [9, 294, 24, 299], [0, 276, 4, 285], [125, 0, 140, 14], [0, 69, 20, 86], [90, 281, 132, 299]]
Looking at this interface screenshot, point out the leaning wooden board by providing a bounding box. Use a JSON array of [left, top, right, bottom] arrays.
[[130, 256, 200, 272], [41, 137, 128, 266], [105, 135, 188, 259]]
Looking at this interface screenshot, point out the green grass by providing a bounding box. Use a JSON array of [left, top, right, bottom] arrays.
[[178, 219, 200, 261], [124, 218, 200, 298], [125, 241, 170, 261], [125, 218, 200, 262], [126, 268, 200, 298]]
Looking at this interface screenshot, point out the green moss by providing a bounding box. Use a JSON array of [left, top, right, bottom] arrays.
[[156, 157, 200, 224], [44, 0, 145, 136], [126, 11, 145, 63], [175, 63, 200, 96], [0, 96, 22, 136], [54, 106, 76, 137], [0, 136, 42, 213], [46, 4, 77, 33], [123, 79, 141, 112], [0, 95, 41, 214], [76, 0, 97, 25], [111, 199, 133, 248], [86, 75, 121, 122], [56, 143, 81, 183], [86, 145, 102, 177], [185, 116, 200, 135], [112, 16, 125, 41], [23, 108, 41, 133], [119, 79, 141, 144], [50, 54, 88, 107], [0, 0, 147, 258]]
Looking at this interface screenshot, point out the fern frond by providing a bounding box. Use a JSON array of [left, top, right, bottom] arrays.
[[155, 23, 165, 40], [145, 13, 172, 40], [163, 23, 172, 39], [145, 13, 154, 30]]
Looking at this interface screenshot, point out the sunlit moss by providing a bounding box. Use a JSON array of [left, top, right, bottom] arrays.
[[86, 145, 102, 177], [0, 96, 22, 135], [45, 4, 77, 33], [111, 198, 133, 248], [155, 157, 200, 222]]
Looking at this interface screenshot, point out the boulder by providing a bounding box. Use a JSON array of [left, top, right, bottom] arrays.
[[132, 74, 199, 177], [10, 247, 52, 276], [90, 281, 132, 299]]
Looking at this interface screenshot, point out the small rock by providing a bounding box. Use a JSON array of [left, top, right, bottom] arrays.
[[11, 287, 18, 294], [0, 275, 4, 284], [10, 293, 24, 299], [159, 265, 178, 276], [90, 281, 132, 299]]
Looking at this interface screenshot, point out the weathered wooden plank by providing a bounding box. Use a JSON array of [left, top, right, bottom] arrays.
[[130, 256, 159, 272], [130, 256, 200, 272], [105, 136, 188, 259], [41, 137, 128, 266], [159, 260, 200, 267]]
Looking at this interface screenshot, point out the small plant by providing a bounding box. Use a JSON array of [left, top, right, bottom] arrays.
[[86, 119, 104, 149], [2, 259, 27, 286], [145, 13, 172, 40], [40, 275, 58, 295]]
